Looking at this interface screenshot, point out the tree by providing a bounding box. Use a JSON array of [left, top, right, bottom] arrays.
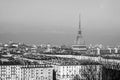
[[81, 65, 102, 80], [73, 75, 81, 80], [53, 70, 56, 80]]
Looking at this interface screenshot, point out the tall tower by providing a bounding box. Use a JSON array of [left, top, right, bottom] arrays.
[[75, 14, 85, 45], [72, 14, 87, 53]]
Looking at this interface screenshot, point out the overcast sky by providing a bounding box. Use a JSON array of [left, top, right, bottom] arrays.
[[0, 0, 120, 46]]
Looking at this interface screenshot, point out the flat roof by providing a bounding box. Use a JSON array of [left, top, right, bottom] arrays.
[[0, 64, 53, 68]]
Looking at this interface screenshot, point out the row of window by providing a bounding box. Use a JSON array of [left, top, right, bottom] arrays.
[[57, 74, 75, 78], [22, 76, 52, 80]]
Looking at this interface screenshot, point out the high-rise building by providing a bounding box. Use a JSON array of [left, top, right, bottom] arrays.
[[72, 14, 87, 53]]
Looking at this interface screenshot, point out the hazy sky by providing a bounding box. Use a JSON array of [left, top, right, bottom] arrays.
[[0, 0, 120, 46]]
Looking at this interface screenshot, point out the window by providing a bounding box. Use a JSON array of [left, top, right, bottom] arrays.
[[48, 71, 51, 74], [62, 75, 65, 78], [41, 76, 44, 80], [41, 72, 43, 74], [66, 74, 69, 78]]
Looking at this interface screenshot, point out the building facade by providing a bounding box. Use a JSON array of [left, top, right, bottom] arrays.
[[55, 65, 102, 80], [21, 65, 53, 80], [0, 64, 53, 80], [0, 65, 22, 80]]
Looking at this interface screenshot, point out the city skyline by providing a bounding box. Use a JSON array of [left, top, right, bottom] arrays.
[[0, 0, 120, 46]]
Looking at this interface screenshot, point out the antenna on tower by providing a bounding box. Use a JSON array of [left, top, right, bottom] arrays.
[[79, 13, 81, 30], [78, 13, 82, 35]]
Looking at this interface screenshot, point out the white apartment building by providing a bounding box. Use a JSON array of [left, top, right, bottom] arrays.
[[21, 64, 53, 80], [55, 65, 102, 80], [0, 64, 53, 80], [55, 65, 84, 80], [0, 65, 22, 80]]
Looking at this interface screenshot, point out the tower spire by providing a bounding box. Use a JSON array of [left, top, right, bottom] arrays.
[[72, 14, 87, 53], [78, 13, 82, 36], [75, 13, 85, 45], [79, 14, 81, 32]]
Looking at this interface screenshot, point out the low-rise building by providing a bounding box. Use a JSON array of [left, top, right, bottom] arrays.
[[71, 45, 87, 54]]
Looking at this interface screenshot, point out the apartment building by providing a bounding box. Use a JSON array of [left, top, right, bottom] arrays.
[[0, 64, 53, 80], [55, 65, 102, 80], [0, 65, 22, 80], [21, 64, 53, 80]]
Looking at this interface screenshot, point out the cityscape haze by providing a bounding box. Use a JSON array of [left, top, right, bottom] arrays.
[[0, 0, 120, 46]]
